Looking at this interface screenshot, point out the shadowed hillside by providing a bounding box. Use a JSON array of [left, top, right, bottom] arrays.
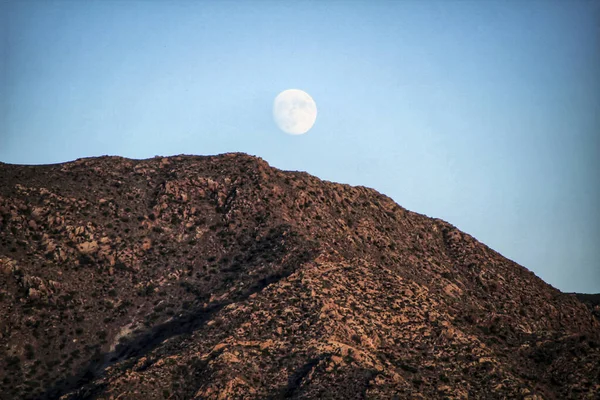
[[1, 153, 598, 399], [575, 293, 600, 321]]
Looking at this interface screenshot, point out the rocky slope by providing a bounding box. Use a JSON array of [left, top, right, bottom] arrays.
[[575, 293, 600, 321], [0, 153, 598, 400]]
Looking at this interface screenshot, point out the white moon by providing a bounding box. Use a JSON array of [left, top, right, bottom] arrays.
[[273, 89, 317, 135]]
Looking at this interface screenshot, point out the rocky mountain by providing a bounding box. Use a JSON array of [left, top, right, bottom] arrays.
[[0, 153, 598, 400]]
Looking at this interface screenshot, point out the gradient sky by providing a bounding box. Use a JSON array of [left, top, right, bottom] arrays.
[[1, 1, 599, 292]]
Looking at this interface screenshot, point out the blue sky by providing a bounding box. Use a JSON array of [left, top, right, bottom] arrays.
[[1, 0, 599, 292]]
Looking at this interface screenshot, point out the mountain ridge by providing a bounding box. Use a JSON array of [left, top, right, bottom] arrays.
[[0, 153, 598, 399]]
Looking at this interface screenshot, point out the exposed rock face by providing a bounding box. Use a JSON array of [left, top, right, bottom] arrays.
[[0, 153, 598, 400]]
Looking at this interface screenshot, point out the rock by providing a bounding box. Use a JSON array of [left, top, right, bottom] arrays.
[[437, 385, 452, 394], [212, 343, 227, 352], [28, 288, 42, 299], [142, 238, 152, 250], [31, 207, 44, 220], [77, 240, 98, 254]]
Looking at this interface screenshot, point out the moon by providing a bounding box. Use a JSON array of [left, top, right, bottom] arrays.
[[273, 89, 317, 135]]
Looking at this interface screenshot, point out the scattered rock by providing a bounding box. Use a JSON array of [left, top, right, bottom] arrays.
[[77, 240, 98, 254]]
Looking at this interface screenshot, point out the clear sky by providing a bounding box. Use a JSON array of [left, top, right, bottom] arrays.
[[1, 1, 599, 293]]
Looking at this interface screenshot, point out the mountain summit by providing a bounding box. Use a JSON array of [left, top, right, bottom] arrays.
[[1, 153, 598, 399]]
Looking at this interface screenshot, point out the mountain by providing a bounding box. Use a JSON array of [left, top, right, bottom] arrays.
[[0, 153, 598, 400]]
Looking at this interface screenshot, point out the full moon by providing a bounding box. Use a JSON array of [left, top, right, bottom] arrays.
[[273, 89, 317, 135]]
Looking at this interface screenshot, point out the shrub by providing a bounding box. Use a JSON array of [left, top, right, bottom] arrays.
[[7, 356, 21, 367], [24, 344, 35, 360]]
